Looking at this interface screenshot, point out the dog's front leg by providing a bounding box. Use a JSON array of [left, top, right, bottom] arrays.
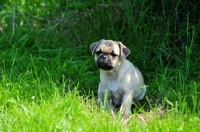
[[121, 94, 133, 117], [98, 91, 113, 111], [105, 100, 113, 111]]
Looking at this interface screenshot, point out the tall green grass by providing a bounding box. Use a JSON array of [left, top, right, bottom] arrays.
[[0, 0, 199, 131]]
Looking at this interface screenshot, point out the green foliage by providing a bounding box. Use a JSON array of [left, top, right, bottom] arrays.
[[0, 0, 199, 131]]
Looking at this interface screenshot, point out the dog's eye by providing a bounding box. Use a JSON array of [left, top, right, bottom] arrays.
[[111, 52, 118, 58], [95, 50, 102, 56]]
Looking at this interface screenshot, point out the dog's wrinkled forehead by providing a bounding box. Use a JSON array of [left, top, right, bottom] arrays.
[[97, 40, 119, 54]]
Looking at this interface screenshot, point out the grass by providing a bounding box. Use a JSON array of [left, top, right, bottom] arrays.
[[0, 72, 199, 131], [0, 75, 199, 131], [0, 0, 200, 131]]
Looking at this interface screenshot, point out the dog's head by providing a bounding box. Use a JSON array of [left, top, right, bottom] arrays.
[[90, 39, 130, 70]]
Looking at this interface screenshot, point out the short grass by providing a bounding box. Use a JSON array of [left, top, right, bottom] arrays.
[[0, 0, 200, 131], [0, 71, 199, 131]]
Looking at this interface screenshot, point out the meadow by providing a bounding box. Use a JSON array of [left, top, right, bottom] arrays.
[[0, 0, 199, 131]]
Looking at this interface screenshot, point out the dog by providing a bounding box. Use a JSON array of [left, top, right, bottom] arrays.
[[90, 39, 146, 117]]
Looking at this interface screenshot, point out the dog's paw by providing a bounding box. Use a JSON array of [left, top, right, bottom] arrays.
[[122, 115, 131, 123]]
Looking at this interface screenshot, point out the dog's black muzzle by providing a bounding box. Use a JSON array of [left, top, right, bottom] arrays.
[[96, 54, 113, 70]]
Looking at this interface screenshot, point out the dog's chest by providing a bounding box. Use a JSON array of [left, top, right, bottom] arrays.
[[100, 75, 123, 105], [102, 72, 120, 91], [108, 80, 119, 91]]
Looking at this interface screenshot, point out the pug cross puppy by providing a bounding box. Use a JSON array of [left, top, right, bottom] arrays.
[[90, 39, 146, 117]]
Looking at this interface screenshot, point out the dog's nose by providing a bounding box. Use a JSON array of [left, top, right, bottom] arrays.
[[103, 55, 108, 60]]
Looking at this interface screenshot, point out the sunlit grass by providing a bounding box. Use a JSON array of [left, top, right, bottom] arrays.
[[0, 72, 199, 131]]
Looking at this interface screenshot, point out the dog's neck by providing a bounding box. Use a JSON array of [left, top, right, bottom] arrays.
[[101, 69, 118, 80]]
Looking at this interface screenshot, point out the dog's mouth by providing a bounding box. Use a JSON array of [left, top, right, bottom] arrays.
[[96, 55, 113, 70]]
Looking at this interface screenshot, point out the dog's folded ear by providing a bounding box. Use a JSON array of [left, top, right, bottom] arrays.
[[118, 42, 130, 59], [90, 39, 104, 55]]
